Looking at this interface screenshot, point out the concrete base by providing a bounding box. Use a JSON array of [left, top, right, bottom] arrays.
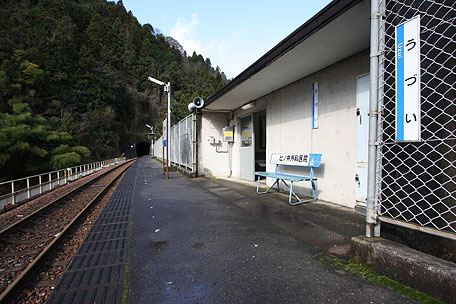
[[351, 236, 456, 303], [176, 167, 197, 178]]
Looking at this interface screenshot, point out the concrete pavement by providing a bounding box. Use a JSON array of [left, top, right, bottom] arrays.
[[126, 157, 418, 303]]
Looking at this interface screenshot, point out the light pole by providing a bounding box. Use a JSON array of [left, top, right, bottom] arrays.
[[148, 76, 171, 179], [146, 124, 155, 158]]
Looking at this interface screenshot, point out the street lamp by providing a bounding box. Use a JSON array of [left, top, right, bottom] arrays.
[[146, 124, 155, 158], [130, 144, 136, 158], [148, 76, 171, 179]]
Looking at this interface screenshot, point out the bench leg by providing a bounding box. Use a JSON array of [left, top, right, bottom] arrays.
[[256, 177, 280, 194], [257, 178, 317, 205], [288, 181, 304, 206], [281, 180, 316, 205], [311, 179, 317, 201]]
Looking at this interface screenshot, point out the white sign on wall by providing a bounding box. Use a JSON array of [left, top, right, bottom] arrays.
[[312, 82, 319, 129], [395, 16, 421, 142]]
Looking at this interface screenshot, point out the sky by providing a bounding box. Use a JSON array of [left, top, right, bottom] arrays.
[[120, 0, 333, 78]]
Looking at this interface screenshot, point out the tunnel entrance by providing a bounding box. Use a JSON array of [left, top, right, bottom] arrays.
[[136, 141, 150, 157]]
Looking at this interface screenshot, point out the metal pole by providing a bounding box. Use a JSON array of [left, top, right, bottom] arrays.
[[366, 0, 381, 237], [162, 134, 165, 173], [178, 121, 181, 167], [192, 113, 197, 173], [27, 178, 30, 199], [11, 181, 15, 205], [167, 82, 171, 174], [166, 113, 169, 179]]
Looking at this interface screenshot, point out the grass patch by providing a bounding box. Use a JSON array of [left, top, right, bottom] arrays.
[[122, 263, 130, 304], [319, 255, 444, 304]]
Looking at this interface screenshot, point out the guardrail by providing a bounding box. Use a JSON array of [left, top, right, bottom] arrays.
[[0, 157, 126, 210]]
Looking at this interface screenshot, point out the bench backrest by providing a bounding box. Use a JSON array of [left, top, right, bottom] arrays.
[[270, 153, 322, 168], [270, 153, 321, 180]]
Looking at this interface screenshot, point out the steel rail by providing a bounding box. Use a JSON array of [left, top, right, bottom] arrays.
[[0, 160, 133, 236], [0, 160, 134, 303]]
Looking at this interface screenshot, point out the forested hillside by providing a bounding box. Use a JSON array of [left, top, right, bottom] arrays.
[[0, 0, 228, 180]]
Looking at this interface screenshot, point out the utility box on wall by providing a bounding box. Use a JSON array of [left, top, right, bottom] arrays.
[[223, 126, 234, 142]]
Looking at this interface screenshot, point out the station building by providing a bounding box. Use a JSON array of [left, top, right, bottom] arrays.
[[197, 0, 371, 209]]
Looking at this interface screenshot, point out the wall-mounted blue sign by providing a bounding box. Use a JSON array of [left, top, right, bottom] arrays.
[[395, 16, 421, 142]]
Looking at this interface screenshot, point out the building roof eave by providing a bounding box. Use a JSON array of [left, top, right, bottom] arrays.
[[205, 0, 370, 111]]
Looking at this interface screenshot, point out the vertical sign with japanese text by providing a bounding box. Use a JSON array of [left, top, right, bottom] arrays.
[[395, 16, 421, 142], [163, 118, 167, 147], [312, 82, 319, 129]]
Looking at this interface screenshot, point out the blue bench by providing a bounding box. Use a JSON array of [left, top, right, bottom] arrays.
[[254, 153, 322, 205]]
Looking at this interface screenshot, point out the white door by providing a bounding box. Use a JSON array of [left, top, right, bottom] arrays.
[[239, 115, 255, 181], [356, 74, 370, 204]]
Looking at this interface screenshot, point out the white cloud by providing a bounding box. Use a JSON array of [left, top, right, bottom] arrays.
[[206, 40, 231, 64], [169, 14, 248, 78], [170, 13, 203, 55]]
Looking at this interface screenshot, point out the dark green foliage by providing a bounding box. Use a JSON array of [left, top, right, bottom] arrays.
[[0, 103, 91, 180], [0, 0, 228, 180]]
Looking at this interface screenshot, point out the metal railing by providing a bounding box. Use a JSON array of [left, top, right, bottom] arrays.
[[374, 0, 456, 240], [153, 113, 196, 172], [0, 157, 126, 210]]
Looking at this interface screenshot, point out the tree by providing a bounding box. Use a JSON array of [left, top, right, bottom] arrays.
[[0, 0, 228, 180], [0, 103, 91, 180]]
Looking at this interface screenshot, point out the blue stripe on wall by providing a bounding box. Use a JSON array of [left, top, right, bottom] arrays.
[[396, 24, 405, 141]]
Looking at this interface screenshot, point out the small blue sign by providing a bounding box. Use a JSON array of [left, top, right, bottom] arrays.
[[163, 139, 167, 147], [312, 82, 319, 129]]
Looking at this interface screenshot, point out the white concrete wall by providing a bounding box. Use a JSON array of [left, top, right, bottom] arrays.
[[266, 51, 369, 208], [199, 51, 369, 208], [198, 112, 231, 177]]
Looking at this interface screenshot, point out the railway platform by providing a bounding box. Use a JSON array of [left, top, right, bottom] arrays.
[[47, 157, 422, 303]]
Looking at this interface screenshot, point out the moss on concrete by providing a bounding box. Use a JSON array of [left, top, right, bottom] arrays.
[[319, 254, 444, 304]]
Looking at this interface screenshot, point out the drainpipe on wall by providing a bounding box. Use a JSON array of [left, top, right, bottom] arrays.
[[228, 112, 234, 178], [366, 0, 381, 237], [192, 112, 197, 173]]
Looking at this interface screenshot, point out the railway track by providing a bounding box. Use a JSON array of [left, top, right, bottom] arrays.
[[0, 159, 134, 303]]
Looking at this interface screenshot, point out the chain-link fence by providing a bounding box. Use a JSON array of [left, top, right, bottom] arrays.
[[377, 0, 456, 238], [153, 114, 196, 172]]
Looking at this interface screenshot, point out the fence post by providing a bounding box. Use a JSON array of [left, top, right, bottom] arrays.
[[49, 172, 52, 191], [27, 178, 30, 199], [39, 175, 43, 194], [178, 121, 181, 167], [11, 181, 15, 205]]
